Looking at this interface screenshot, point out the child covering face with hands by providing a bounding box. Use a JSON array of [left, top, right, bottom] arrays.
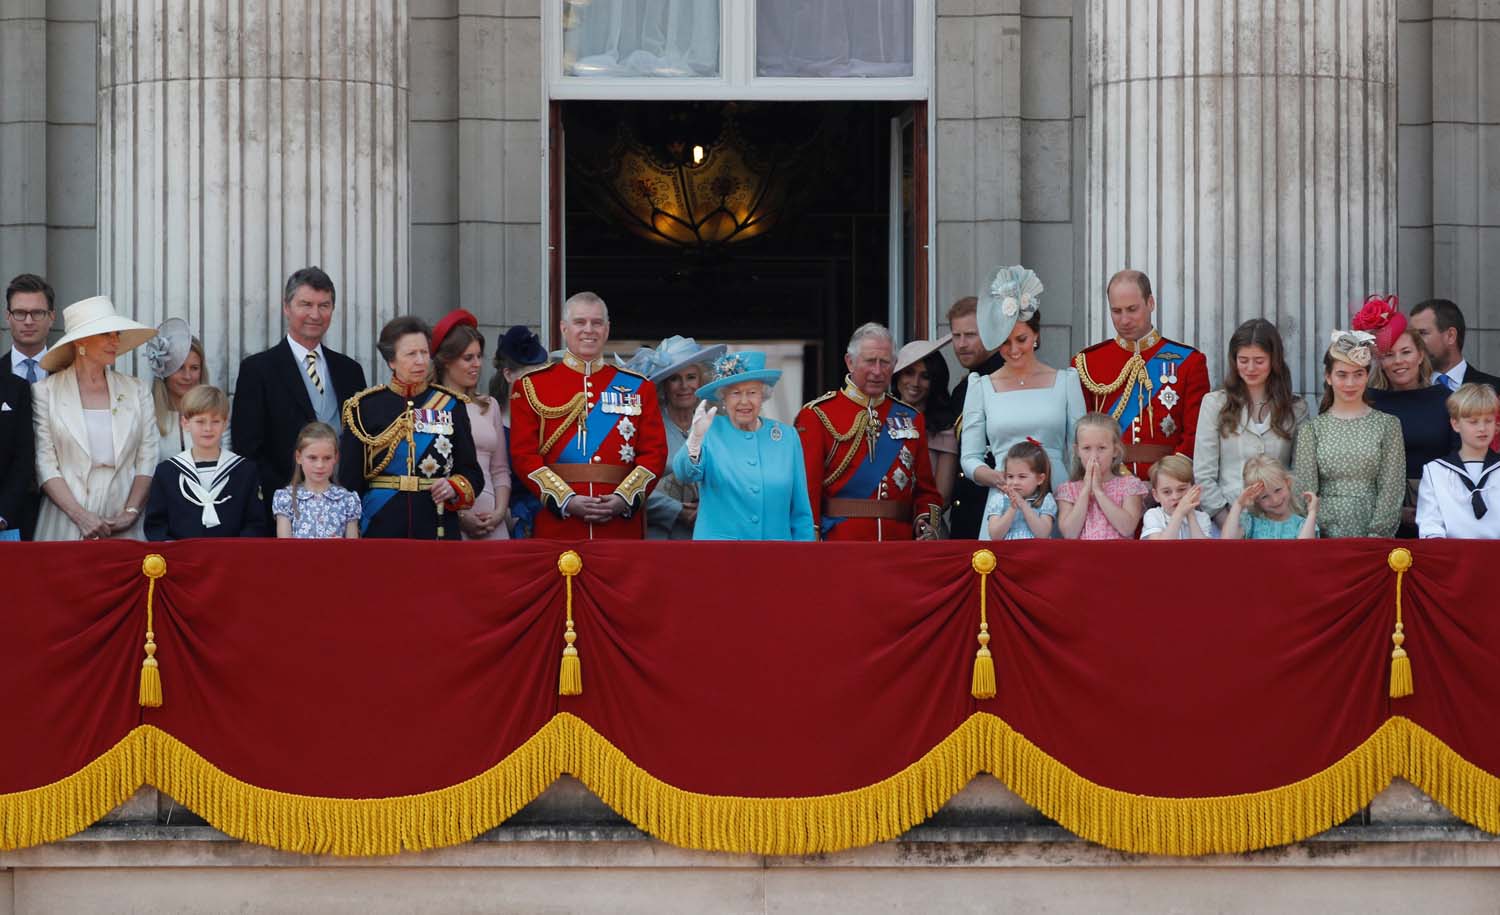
[[1056, 413, 1148, 540], [984, 439, 1057, 540], [1140, 454, 1218, 540]]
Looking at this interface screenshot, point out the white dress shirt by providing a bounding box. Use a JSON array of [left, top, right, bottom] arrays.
[[1436, 360, 1469, 392], [286, 335, 329, 381]]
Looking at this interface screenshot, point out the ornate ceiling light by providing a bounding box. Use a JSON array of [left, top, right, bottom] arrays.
[[567, 103, 827, 253]]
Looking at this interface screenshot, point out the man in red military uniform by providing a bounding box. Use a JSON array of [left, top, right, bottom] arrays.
[[509, 291, 667, 539], [1074, 270, 1210, 479], [796, 323, 943, 541]]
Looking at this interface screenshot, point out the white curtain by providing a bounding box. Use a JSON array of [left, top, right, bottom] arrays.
[[756, 0, 913, 78], [563, 0, 720, 78]]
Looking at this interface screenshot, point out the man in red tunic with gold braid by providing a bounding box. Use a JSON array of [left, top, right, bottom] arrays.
[[509, 292, 667, 539], [796, 323, 943, 541], [1073, 270, 1210, 479]]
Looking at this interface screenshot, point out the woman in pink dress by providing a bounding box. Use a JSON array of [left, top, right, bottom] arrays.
[[431, 310, 511, 540]]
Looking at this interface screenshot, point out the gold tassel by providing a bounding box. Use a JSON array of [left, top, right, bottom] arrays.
[[558, 550, 583, 696], [971, 549, 997, 699], [1387, 547, 1414, 699], [139, 554, 167, 708]]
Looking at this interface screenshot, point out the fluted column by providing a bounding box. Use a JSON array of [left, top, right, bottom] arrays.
[[1087, 1, 1396, 390], [98, 0, 409, 384]]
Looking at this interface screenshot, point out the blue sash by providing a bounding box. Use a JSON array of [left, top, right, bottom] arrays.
[[1113, 341, 1193, 435], [822, 401, 913, 536], [360, 390, 454, 534], [556, 372, 645, 465]]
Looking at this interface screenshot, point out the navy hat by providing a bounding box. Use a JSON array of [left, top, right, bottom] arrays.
[[498, 325, 548, 366]]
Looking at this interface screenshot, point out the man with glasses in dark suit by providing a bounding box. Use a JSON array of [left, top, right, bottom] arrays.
[[2, 274, 53, 538]]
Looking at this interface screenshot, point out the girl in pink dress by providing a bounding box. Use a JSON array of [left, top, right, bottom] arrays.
[[1056, 412, 1149, 540]]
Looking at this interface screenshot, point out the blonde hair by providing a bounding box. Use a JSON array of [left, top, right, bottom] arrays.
[[1070, 413, 1126, 480], [1148, 453, 1194, 488], [1241, 454, 1305, 518], [1448, 382, 1500, 420], [152, 336, 209, 434], [178, 384, 229, 420], [286, 422, 341, 526]]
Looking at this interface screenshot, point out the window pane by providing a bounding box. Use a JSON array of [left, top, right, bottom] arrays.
[[756, 0, 913, 78], [563, 0, 721, 78]]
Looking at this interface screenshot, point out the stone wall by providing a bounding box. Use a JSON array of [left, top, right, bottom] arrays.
[[1398, 0, 1500, 371], [935, 0, 1085, 369], [0, 0, 95, 310]]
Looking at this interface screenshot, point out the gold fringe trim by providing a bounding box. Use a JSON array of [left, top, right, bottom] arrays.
[[0, 729, 147, 851], [7, 716, 1500, 857]]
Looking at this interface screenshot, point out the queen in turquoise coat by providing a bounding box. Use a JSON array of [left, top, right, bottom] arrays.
[[671, 351, 816, 541]]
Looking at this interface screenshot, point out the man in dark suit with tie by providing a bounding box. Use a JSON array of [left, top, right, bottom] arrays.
[[1410, 299, 1500, 394], [0, 368, 34, 540], [231, 267, 368, 523], [3, 273, 55, 538]]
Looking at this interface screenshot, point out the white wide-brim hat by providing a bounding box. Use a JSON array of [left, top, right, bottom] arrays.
[[40, 296, 157, 373], [893, 335, 952, 376]]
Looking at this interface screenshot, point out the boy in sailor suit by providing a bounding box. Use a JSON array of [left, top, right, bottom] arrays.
[[144, 385, 267, 540], [1417, 383, 1500, 539]]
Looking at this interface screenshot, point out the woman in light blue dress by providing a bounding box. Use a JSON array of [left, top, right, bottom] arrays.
[[671, 351, 816, 542], [959, 265, 1086, 540]]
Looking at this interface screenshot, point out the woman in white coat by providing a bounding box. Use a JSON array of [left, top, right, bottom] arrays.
[[33, 297, 159, 541]]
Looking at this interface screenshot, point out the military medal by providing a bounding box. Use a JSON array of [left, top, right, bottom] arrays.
[[617, 416, 636, 441], [602, 387, 643, 416], [434, 435, 452, 458], [413, 408, 454, 435], [1161, 415, 1177, 437], [1158, 386, 1180, 410], [619, 444, 636, 462], [886, 414, 919, 440], [419, 455, 440, 477], [893, 467, 910, 491], [899, 445, 914, 469]]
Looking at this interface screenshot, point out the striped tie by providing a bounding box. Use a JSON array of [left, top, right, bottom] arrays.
[[304, 352, 324, 394]]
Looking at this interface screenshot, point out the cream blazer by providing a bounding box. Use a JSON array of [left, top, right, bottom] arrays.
[[1193, 390, 1308, 517], [33, 366, 159, 541]]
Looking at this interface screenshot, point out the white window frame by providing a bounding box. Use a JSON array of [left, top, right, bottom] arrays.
[[540, 0, 938, 344], [544, 0, 932, 101]]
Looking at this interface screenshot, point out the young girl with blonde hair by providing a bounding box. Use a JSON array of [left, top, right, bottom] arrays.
[[1220, 455, 1319, 540], [272, 422, 361, 539], [1056, 413, 1148, 540]]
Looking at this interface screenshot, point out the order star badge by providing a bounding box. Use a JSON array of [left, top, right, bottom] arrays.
[[893, 467, 910, 491], [419, 455, 441, 478], [433, 434, 453, 458], [619, 443, 636, 463], [1157, 385, 1180, 410], [617, 416, 637, 441]]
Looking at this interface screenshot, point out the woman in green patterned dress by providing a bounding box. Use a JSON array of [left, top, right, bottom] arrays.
[[1293, 330, 1406, 538]]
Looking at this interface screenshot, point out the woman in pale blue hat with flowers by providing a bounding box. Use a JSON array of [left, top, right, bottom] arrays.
[[620, 335, 726, 539], [959, 265, 1086, 540], [672, 351, 815, 541]]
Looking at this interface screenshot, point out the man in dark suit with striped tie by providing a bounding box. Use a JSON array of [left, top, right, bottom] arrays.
[[230, 266, 368, 525]]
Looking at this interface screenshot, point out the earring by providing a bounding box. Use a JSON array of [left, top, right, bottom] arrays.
[[1033, 341, 1039, 350], [76, 345, 86, 356]]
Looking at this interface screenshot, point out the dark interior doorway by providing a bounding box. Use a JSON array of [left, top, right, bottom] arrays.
[[557, 99, 924, 403]]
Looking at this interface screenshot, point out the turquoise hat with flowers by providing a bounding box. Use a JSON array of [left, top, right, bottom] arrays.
[[694, 351, 783, 402], [977, 264, 1045, 349]]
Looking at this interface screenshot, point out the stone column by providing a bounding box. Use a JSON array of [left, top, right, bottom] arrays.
[[1086, 0, 1397, 390], [98, 0, 408, 384]]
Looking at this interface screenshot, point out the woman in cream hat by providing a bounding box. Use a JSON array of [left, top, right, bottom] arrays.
[[892, 335, 957, 506], [1291, 329, 1406, 538], [32, 296, 160, 540]]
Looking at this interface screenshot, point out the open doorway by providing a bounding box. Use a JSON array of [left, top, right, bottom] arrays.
[[553, 100, 927, 420]]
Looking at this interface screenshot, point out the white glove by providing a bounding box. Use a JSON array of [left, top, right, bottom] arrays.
[[686, 401, 718, 461]]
